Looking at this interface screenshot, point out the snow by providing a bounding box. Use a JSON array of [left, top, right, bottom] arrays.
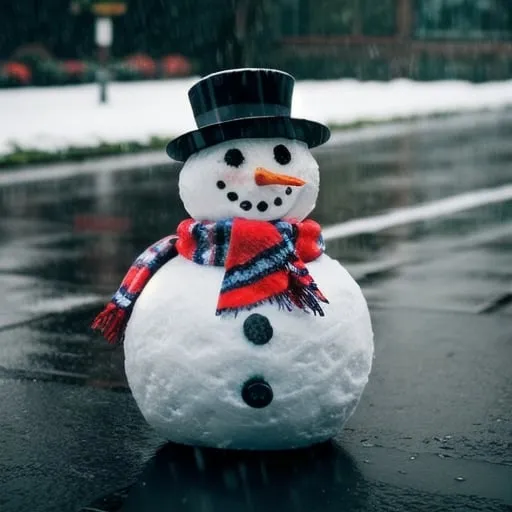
[[124, 254, 373, 449], [1, 78, 512, 156]]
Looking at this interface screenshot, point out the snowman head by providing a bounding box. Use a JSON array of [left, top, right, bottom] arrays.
[[179, 137, 319, 222]]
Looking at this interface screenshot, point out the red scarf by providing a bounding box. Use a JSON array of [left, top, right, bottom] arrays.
[[176, 218, 328, 316]]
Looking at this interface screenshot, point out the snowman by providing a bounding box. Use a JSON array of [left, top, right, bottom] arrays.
[[93, 69, 373, 450]]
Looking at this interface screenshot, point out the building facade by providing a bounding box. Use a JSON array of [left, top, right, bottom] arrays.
[[275, 0, 512, 80], [1, 0, 511, 81]]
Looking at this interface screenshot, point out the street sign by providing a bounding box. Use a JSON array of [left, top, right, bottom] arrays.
[[69, 1, 127, 105], [91, 2, 127, 16], [95, 17, 113, 47]]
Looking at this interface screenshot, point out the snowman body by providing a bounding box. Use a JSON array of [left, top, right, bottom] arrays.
[[124, 253, 372, 449], [122, 136, 374, 450]]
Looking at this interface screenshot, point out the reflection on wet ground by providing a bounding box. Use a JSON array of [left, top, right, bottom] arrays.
[[0, 112, 511, 512], [86, 440, 510, 512]]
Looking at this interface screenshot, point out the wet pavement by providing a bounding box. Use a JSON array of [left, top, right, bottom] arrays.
[[0, 111, 511, 512]]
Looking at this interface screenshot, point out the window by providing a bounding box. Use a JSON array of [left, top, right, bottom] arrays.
[[415, 0, 512, 40], [362, 0, 397, 36], [278, 0, 398, 37]]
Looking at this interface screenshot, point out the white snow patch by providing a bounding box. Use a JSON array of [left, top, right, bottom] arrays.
[[0, 79, 197, 156], [1, 78, 512, 156], [293, 78, 512, 126]]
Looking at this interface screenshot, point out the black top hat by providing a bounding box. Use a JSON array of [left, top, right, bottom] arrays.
[[166, 68, 330, 162]]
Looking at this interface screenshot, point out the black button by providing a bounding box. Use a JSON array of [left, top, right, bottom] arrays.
[[227, 192, 238, 201], [241, 378, 273, 408], [216, 180, 226, 189], [240, 200, 252, 211], [243, 314, 273, 345]]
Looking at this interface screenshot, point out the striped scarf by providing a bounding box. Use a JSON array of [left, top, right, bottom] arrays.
[[92, 218, 328, 344]]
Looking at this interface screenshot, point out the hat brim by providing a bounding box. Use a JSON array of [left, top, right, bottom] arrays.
[[166, 117, 330, 162]]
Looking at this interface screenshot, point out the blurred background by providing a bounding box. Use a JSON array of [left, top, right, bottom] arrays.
[[1, 0, 512, 87]]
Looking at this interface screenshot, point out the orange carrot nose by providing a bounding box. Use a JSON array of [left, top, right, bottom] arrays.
[[254, 167, 306, 187]]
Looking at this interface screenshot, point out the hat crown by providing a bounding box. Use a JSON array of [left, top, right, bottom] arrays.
[[188, 68, 295, 128]]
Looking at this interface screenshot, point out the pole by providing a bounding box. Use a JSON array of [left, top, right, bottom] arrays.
[[95, 17, 113, 104], [98, 46, 109, 103]]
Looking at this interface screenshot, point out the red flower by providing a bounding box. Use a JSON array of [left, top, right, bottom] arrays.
[[124, 53, 157, 78], [2, 62, 32, 84], [161, 54, 191, 77], [63, 60, 87, 76]]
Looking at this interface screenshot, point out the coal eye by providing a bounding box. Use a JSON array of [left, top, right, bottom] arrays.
[[273, 144, 291, 165], [224, 148, 245, 167]]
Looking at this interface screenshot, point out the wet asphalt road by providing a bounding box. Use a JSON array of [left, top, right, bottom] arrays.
[[0, 112, 511, 512]]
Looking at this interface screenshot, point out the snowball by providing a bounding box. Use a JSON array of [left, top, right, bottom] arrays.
[[124, 254, 374, 450]]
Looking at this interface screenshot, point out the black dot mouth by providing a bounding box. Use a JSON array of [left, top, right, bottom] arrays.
[[223, 188, 294, 214], [240, 200, 252, 211]]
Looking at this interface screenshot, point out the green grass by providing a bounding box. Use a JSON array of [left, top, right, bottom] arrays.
[[0, 136, 170, 169]]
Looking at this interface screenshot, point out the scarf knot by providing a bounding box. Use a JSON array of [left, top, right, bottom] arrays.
[[92, 218, 328, 344]]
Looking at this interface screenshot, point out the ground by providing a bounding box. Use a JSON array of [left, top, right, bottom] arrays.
[[0, 110, 510, 512]]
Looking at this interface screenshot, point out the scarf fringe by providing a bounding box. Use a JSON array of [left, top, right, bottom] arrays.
[[287, 279, 329, 317], [217, 282, 329, 317], [91, 302, 128, 345]]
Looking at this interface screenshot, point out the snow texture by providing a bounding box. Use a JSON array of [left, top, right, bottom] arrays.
[[124, 254, 374, 450], [1, 78, 512, 156], [179, 138, 319, 222]]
